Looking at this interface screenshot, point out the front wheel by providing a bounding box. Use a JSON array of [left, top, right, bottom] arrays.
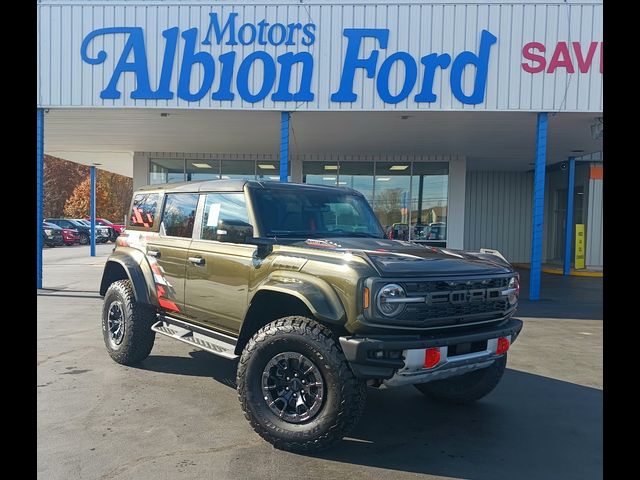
[[102, 279, 156, 365], [237, 316, 367, 453], [414, 355, 507, 404], [79, 233, 89, 245]]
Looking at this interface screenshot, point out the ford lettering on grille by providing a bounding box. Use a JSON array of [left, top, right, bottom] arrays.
[[427, 287, 503, 305]]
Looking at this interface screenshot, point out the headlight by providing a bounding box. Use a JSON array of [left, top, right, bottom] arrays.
[[44, 229, 53, 236], [376, 283, 407, 317], [507, 276, 520, 305]]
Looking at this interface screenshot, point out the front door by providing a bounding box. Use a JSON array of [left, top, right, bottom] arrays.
[[184, 192, 255, 335], [145, 192, 199, 316]]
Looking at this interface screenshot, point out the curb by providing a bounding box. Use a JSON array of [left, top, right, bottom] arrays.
[[512, 264, 603, 278]]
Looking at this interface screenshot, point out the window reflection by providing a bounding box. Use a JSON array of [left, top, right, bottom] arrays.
[[411, 163, 448, 243], [221, 160, 255, 180], [150, 158, 185, 184], [338, 162, 374, 204], [186, 159, 220, 181], [302, 161, 338, 186], [201, 193, 253, 244], [373, 162, 411, 240], [257, 161, 289, 182], [302, 160, 449, 244], [160, 193, 199, 238]]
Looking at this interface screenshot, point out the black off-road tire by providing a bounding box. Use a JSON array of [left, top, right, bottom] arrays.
[[414, 355, 507, 404], [237, 316, 367, 453], [102, 279, 156, 365]]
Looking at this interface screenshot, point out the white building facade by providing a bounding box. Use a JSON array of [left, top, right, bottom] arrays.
[[37, 0, 604, 293]]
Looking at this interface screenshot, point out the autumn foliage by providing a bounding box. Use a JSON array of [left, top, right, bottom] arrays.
[[44, 155, 132, 223]]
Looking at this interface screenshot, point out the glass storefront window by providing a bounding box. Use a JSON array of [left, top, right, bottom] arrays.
[[373, 162, 412, 240], [338, 162, 374, 204], [186, 159, 220, 181], [257, 161, 290, 182], [410, 163, 449, 242], [149, 158, 185, 184], [302, 161, 339, 186], [302, 160, 449, 244], [221, 159, 255, 180]]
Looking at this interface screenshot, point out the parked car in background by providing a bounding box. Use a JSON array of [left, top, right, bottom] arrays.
[[74, 219, 115, 243], [84, 217, 124, 242], [45, 218, 110, 245], [426, 222, 447, 241], [44, 221, 80, 245], [41, 222, 64, 247], [386, 222, 409, 240]]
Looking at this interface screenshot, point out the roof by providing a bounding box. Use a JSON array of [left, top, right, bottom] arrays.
[[136, 180, 362, 195]]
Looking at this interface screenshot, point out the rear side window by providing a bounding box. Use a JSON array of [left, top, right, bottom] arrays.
[[160, 193, 199, 238], [130, 193, 159, 229]]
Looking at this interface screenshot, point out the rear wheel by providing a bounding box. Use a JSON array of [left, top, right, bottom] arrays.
[[237, 316, 367, 453], [414, 355, 507, 404], [102, 279, 156, 365]]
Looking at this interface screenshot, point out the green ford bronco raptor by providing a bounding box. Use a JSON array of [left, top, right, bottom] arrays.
[[99, 180, 523, 452]]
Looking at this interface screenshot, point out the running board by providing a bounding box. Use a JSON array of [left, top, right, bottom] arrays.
[[151, 315, 239, 360]]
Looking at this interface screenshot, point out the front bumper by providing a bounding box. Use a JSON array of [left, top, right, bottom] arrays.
[[339, 318, 523, 381]]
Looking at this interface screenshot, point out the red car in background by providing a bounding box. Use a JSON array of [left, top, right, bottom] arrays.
[[84, 217, 125, 242], [61, 227, 80, 245]]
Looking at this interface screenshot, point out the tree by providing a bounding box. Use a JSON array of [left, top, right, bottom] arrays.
[[43, 155, 88, 217], [63, 176, 114, 218], [63, 171, 133, 221], [97, 171, 133, 223], [374, 189, 404, 226]]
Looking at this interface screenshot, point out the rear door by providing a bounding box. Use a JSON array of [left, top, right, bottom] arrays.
[[184, 192, 255, 334], [144, 192, 199, 316]]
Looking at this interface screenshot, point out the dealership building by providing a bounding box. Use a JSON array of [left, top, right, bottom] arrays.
[[37, 0, 603, 299]]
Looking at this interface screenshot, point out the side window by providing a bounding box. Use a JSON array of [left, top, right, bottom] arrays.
[[201, 193, 253, 244], [160, 193, 199, 238], [130, 193, 159, 229]]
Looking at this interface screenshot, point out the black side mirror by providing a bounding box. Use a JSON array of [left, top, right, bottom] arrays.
[[246, 237, 275, 259]]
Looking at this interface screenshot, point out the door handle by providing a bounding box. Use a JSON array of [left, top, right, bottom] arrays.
[[147, 249, 161, 258], [188, 256, 205, 266]]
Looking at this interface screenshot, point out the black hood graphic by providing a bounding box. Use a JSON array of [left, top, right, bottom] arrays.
[[289, 237, 513, 276]]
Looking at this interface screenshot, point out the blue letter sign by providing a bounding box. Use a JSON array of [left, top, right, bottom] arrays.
[[80, 16, 497, 106]]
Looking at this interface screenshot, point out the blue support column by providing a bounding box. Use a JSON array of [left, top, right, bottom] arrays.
[[280, 112, 290, 182], [563, 157, 576, 276], [37, 109, 44, 289], [90, 166, 96, 257], [529, 112, 548, 301]]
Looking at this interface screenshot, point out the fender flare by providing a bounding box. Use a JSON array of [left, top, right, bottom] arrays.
[[99, 247, 158, 306], [252, 272, 346, 324]]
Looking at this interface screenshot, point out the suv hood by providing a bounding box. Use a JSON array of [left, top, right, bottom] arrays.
[[289, 237, 513, 276]]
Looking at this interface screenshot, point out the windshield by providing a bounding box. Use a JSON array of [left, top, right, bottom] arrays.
[[250, 188, 384, 239], [71, 220, 87, 227]]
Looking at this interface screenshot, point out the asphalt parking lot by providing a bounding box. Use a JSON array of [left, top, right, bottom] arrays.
[[37, 244, 602, 480]]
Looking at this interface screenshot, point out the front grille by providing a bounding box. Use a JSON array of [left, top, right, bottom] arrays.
[[374, 275, 513, 328], [404, 277, 509, 293], [405, 299, 508, 324]]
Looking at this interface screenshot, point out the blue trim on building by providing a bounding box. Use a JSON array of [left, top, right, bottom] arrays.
[[280, 111, 290, 182], [37, 109, 44, 289], [90, 166, 96, 257], [529, 112, 548, 301], [563, 157, 576, 276]]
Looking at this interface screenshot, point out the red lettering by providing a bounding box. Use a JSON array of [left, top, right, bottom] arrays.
[[547, 42, 575, 73], [521, 42, 546, 73], [572, 42, 598, 73]]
